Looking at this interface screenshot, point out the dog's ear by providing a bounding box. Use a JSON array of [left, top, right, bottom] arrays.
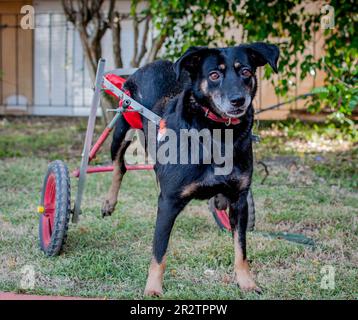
[[245, 42, 280, 73], [173, 46, 210, 80]]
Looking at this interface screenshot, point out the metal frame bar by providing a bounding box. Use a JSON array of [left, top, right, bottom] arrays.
[[64, 18, 69, 106], [103, 77, 162, 125], [72, 58, 106, 223], [72, 73, 161, 171], [72, 59, 164, 223], [15, 14, 19, 105], [104, 68, 138, 76], [49, 13, 52, 107], [72, 164, 154, 177], [0, 14, 3, 105]]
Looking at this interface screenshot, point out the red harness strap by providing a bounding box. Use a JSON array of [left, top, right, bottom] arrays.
[[104, 73, 143, 129], [104, 74, 240, 128], [201, 107, 241, 126]]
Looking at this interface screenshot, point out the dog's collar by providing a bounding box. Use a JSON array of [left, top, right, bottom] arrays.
[[201, 107, 241, 126]]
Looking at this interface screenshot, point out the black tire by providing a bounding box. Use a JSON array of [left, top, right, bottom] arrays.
[[39, 160, 71, 256], [209, 189, 255, 232]]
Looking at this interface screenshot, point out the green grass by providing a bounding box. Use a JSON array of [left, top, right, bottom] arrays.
[[0, 117, 357, 299]]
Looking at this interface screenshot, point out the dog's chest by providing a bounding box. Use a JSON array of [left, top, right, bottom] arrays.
[[182, 168, 251, 200]]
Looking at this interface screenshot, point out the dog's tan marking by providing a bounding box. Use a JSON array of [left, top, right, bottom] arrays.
[[234, 62, 241, 69], [144, 256, 167, 296], [233, 230, 260, 292], [251, 76, 256, 89], [181, 182, 198, 198], [238, 174, 250, 190], [102, 143, 127, 215], [218, 64, 226, 70], [200, 80, 208, 94]]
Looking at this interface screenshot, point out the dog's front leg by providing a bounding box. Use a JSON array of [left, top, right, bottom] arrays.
[[230, 191, 261, 293], [144, 193, 186, 296], [102, 140, 130, 217]]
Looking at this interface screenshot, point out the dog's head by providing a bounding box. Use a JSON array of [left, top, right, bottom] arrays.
[[174, 42, 279, 118]]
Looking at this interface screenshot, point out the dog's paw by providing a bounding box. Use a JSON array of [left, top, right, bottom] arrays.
[[144, 288, 163, 297], [241, 284, 262, 294], [101, 200, 117, 217], [144, 282, 163, 297], [236, 272, 262, 294]]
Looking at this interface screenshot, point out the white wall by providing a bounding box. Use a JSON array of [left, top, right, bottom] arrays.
[[32, 0, 151, 116]]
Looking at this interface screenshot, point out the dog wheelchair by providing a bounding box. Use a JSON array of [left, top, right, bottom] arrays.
[[37, 59, 255, 256]]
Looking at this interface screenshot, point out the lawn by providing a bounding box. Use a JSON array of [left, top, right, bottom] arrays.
[[0, 116, 357, 299]]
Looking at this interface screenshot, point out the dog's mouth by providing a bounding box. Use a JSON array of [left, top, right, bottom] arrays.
[[224, 109, 246, 118], [212, 106, 245, 119], [211, 95, 251, 119]]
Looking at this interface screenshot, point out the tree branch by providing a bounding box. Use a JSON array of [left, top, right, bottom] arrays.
[[146, 33, 166, 63], [255, 93, 315, 114], [111, 11, 123, 68], [135, 15, 150, 66], [131, 14, 139, 67], [62, 0, 76, 24], [107, 0, 116, 22], [62, 0, 114, 125]]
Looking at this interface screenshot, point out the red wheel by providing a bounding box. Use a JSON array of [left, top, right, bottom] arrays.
[[209, 189, 255, 232], [41, 173, 56, 247], [39, 160, 71, 256]]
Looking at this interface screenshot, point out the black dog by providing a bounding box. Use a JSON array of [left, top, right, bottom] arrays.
[[102, 42, 279, 296]]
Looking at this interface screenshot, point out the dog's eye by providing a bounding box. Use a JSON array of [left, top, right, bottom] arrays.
[[241, 68, 252, 77], [209, 71, 221, 81]]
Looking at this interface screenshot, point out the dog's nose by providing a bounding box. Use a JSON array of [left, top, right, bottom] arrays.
[[230, 95, 245, 107]]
